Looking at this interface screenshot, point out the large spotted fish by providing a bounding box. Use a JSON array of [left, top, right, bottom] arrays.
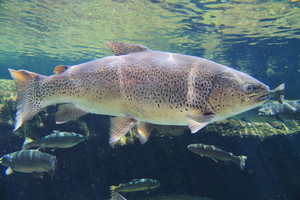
[[9, 42, 273, 143]]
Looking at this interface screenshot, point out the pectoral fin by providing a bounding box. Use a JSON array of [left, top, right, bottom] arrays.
[[212, 158, 218, 163], [186, 113, 215, 133], [55, 104, 88, 124], [109, 117, 136, 143], [136, 122, 151, 144], [5, 167, 13, 175]]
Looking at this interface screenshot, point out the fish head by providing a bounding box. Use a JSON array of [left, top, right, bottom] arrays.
[[208, 68, 270, 118], [0, 155, 12, 167]]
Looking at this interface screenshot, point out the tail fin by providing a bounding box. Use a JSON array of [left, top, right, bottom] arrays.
[[8, 69, 46, 131], [110, 185, 119, 196], [110, 192, 127, 200], [22, 137, 34, 150], [239, 156, 247, 171], [270, 83, 285, 103]]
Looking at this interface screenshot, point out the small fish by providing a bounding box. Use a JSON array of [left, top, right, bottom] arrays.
[[9, 41, 274, 144], [187, 143, 247, 171], [110, 193, 127, 200], [110, 179, 160, 195], [259, 100, 300, 121], [22, 130, 86, 150], [0, 149, 57, 178]]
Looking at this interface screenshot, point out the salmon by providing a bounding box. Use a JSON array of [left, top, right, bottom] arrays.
[[9, 41, 271, 143]]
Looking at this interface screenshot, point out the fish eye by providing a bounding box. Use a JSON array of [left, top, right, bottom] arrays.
[[243, 84, 254, 94]]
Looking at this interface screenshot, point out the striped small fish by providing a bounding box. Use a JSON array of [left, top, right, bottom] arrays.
[[0, 149, 57, 178]]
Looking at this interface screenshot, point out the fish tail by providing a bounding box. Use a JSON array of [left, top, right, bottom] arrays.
[[270, 83, 285, 103], [110, 185, 119, 196], [8, 69, 47, 131], [110, 192, 127, 200], [22, 137, 35, 150], [238, 155, 247, 171]]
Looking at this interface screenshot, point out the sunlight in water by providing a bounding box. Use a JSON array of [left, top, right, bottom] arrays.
[[0, 0, 299, 63]]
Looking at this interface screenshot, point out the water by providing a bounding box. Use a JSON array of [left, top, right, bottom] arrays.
[[0, 0, 300, 199]]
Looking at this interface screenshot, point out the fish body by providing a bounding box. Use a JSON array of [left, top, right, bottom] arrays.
[[0, 149, 57, 178], [9, 42, 270, 143], [259, 101, 300, 120], [110, 179, 160, 194], [22, 130, 86, 150], [187, 143, 247, 170]]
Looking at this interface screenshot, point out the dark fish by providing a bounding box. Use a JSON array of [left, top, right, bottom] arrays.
[[22, 130, 86, 150], [110, 179, 160, 195], [0, 149, 57, 178], [187, 143, 247, 171], [9, 41, 272, 144]]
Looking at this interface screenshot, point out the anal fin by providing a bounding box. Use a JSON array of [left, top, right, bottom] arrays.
[[109, 117, 136, 143], [186, 113, 215, 133], [55, 104, 88, 124], [5, 167, 13, 175]]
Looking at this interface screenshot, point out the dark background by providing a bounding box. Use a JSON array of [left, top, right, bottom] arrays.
[[0, 114, 300, 200]]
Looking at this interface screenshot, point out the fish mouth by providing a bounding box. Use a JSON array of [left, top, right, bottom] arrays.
[[254, 94, 269, 103]]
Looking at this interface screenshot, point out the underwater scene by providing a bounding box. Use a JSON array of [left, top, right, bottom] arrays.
[[1, 0, 300, 200]]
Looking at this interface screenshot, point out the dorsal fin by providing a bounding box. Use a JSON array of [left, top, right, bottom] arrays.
[[54, 65, 69, 74], [105, 41, 149, 56]]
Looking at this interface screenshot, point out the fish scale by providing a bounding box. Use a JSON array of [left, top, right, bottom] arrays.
[[9, 41, 271, 143]]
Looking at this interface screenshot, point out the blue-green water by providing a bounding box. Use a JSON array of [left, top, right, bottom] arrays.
[[1, 0, 300, 200]]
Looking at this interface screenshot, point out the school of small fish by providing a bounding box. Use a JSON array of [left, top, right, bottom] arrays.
[[0, 41, 288, 199], [0, 130, 86, 178]]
